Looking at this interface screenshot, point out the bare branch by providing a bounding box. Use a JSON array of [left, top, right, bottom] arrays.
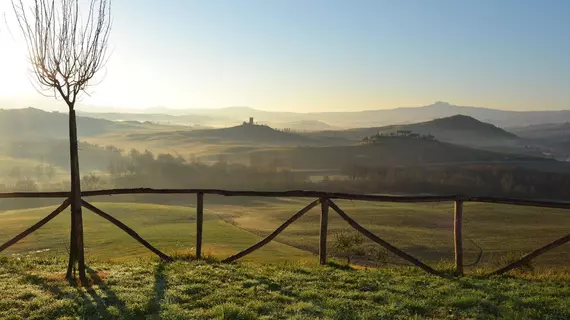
[[11, 0, 112, 110]]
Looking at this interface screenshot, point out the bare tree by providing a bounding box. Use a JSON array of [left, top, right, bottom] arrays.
[[12, 0, 111, 284]]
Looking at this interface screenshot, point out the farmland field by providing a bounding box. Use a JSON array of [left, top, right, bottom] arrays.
[[0, 202, 313, 264], [1, 199, 568, 269]]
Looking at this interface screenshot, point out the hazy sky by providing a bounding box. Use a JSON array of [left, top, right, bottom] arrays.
[[1, 0, 569, 112]]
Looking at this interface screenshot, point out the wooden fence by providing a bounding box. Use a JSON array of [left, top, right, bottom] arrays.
[[1, 188, 569, 277]]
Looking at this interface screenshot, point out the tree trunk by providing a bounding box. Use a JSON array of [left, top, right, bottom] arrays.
[[65, 109, 87, 284]]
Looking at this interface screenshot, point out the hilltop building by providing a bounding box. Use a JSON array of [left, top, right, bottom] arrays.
[[243, 117, 255, 126]]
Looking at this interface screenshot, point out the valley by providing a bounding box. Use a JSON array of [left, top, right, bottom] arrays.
[[1, 103, 569, 270]]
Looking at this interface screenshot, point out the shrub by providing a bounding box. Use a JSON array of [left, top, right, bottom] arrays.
[[333, 230, 365, 265]]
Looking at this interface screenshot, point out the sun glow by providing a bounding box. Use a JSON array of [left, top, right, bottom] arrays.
[[0, 2, 32, 98]]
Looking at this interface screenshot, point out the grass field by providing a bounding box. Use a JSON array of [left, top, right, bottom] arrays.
[[213, 198, 570, 268], [0, 202, 313, 264], [1, 199, 569, 271], [0, 256, 569, 319]]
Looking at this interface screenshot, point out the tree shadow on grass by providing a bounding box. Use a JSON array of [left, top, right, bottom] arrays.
[[14, 264, 135, 319], [146, 262, 168, 315], [85, 266, 128, 317], [327, 261, 355, 271], [15, 261, 173, 318], [18, 270, 115, 319]]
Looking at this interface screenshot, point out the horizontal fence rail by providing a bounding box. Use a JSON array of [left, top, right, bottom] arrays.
[[1, 188, 570, 208], [0, 188, 568, 279]]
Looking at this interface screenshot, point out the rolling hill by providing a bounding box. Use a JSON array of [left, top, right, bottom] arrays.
[[127, 123, 317, 146], [77, 110, 219, 126], [508, 122, 570, 160], [0, 108, 165, 139], [509, 122, 570, 142], [267, 120, 337, 132], [309, 115, 521, 148]]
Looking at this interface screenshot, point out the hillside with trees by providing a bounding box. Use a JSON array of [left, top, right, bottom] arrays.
[[309, 115, 521, 149], [249, 138, 549, 171]]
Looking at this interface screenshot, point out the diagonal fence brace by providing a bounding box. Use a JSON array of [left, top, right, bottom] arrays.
[[223, 199, 321, 263], [489, 233, 570, 276], [82, 200, 173, 262], [328, 200, 442, 277], [0, 198, 71, 253]]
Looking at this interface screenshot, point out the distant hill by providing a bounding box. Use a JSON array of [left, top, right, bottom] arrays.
[[401, 115, 519, 146], [250, 138, 549, 170], [309, 115, 520, 148], [77, 111, 219, 126], [0, 108, 157, 139], [130, 123, 316, 146], [308, 101, 570, 128], [122, 102, 570, 128], [185, 123, 316, 145], [509, 122, 570, 142], [268, 120, 336, 132], [508, 122, 570, 159]]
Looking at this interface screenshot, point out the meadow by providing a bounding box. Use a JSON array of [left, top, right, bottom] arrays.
[[215, 198, 570, 268], [1, 199, 568, 270], [0, 202, 313, 264], [0, 256, 569, 319]]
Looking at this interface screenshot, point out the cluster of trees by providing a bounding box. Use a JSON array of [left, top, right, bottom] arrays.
[[339, 163, 570, 200], [361, 131, 435, 144], [106, 148, 308, 190]]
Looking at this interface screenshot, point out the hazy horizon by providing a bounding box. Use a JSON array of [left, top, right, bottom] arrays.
[[1, 1, 569, 113], [2, 100, 570, 115]]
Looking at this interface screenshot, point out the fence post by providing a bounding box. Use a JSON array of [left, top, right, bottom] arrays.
[[320, 197, 329, 265], [196, 192, 204, 259], [454, 199, 464, 276]]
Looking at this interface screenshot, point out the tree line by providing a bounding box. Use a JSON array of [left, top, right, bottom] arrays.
[[338, 163, 570, 200], [2, 142, 570, 203]]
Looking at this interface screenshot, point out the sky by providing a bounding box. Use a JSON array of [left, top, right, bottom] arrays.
[[0, 0, 569, 112]]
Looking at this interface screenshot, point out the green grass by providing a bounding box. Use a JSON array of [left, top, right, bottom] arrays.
[[0, 202, 313, 264], [0, 256, 569, 319], [213, 198, 570, 268], [1, 201, 569, 319], [2, 200, 569, 271]]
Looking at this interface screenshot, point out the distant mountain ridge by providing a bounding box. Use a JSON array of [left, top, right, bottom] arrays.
[[75, 101, 570, 129]]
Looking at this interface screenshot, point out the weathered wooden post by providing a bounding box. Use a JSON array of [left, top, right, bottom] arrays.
[[196, 192, 204, 259], [454, 199, 464, 276], [319, 197, 329, 265]]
